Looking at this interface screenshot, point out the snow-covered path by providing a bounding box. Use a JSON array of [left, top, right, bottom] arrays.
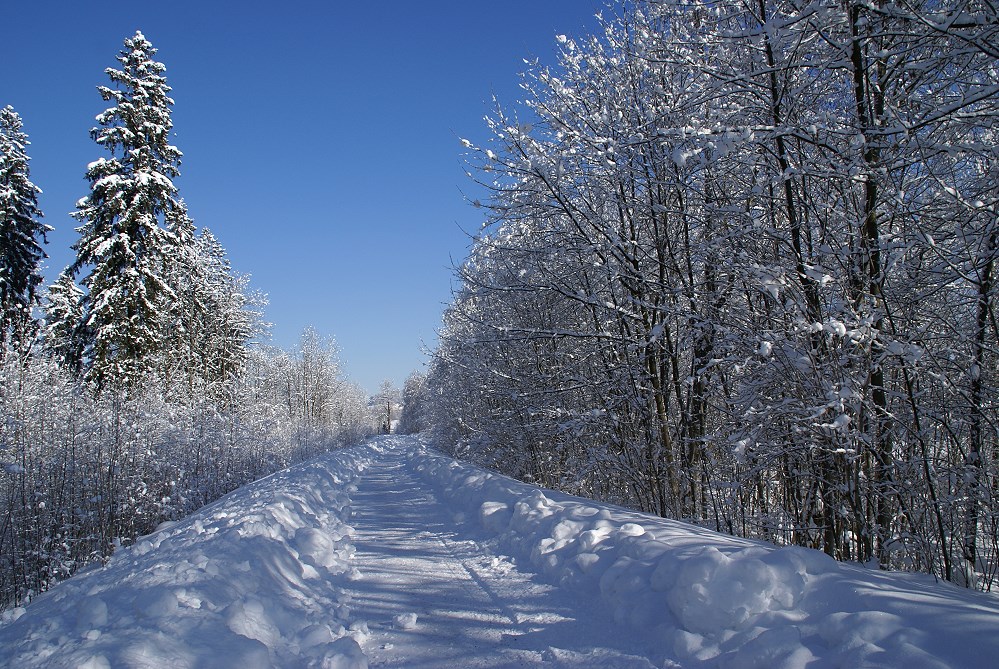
[[344, 453, 657, 667], [3, 435, 999, 668]]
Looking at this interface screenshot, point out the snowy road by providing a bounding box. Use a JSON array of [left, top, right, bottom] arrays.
[[344, 453, 657, 667], [2, 436, 999, 668]]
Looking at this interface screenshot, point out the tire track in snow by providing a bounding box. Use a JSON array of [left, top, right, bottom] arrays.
[[343, 443, 658, 668]]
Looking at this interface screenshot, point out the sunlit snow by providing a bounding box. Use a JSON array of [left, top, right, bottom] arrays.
[[2, 436, 997, 668]]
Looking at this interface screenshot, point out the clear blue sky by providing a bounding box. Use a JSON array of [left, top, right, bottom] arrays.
[[2, 1, 603, 394]]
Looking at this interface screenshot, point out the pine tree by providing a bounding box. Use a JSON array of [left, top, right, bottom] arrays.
[[160, 228, 263, 399], [42, 271, 86, 374], [0, 106, 50, 355], [190, 229, 262, 388], [70, 31, 192, 389]]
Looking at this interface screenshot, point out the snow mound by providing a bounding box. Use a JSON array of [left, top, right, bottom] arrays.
[[409, 443, 999, 668], [0, 446, 381, 669], [392, 612, 419, 630]]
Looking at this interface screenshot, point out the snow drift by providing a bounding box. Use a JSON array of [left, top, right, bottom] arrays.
[[2, 436, 998, 668], [410, 442, 999, 668], [0, 448, 373, 669]]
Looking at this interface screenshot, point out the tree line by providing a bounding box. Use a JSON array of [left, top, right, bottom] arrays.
[[0, 32, 376, 609], [410, 1, 999, 589]]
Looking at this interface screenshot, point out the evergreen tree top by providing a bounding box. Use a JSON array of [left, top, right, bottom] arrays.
[[72, 29, 192, 248], [92, 30, 181, 174], [0, 106, 44, 202], [0, 104, 50, 347], [1, 106, 34, 157], [0, 104, 49, 241]]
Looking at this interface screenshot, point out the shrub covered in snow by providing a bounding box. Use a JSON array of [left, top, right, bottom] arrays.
[[0, 346, 375, 611]]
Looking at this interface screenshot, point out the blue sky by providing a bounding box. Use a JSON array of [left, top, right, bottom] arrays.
[[2, 1, 603, 393]]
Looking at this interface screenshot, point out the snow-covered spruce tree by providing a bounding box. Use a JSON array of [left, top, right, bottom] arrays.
[[70, 31, 192, 390], [188, 230, 263, 390], [0, 106, 50, 356], [159, 228, 266, 402], [41, 271, 86, 375]]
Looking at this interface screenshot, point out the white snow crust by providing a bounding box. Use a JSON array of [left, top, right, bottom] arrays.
[[1, 436, 997, 668]]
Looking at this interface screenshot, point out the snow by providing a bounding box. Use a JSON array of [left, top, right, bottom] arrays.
[[825, 319, 848, 337], [0, 452, 365, 668], [2, 436, 999, 668], [391, 612, 418, 630]]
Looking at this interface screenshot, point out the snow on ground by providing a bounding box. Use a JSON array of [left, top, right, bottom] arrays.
[[410, 440, 999, 668], [344, 446, 659, 667], [2, 436, 999, 668], [0, 449, 370, 669]]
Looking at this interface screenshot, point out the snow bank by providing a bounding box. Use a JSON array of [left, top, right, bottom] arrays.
[[0, 446, 380, 669], [4, 437, 998, 669], [409, 444, 999, 668]]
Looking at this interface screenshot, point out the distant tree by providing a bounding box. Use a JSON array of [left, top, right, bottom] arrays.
[[372, 380, 402, 434], [398, 370, 428, 434], [0, 106, 50, 355], [70, 31, 192, 390], [289, 327, 346, 426]]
